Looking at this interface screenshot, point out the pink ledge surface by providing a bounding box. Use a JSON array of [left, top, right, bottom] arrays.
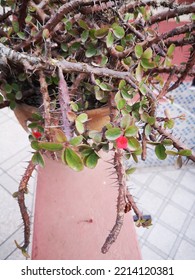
[[32, 153, 141, 260]]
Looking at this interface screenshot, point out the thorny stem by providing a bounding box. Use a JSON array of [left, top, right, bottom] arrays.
[[153, 122, 195, 162], [125, 187, 143, 220], [58, 67, 73, 140], [39, 71, 51, 138], [101, 149, 126, 254], [16, 160, 36, 250]]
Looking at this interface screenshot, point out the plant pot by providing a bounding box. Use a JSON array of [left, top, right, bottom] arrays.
[[31, 152, 141, 260]]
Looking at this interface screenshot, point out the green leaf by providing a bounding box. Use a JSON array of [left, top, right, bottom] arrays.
[[164, 119, 175, 129], [112, 23, 125, 39], [99, 55, 108, 67], [115, 45, 124, 52], [25, 15, 32, 23], [61, 43, 68, 52], [119, 80, 126, 90], [192, 14, 195, 20], [120, 114, 131, 129], [147, 116, 155, 125], [135, 44, 143, 58], [94, 27, 109, 38], [76, 120, 85, 134], [42, 28, 50, 39], [132, 153, 138, 163], [18, 73, 26, 81], [141, 58, 154, 69], [88, 130, 102, 143], [126, 167, 136, 175], [38, 142, 63, 151], [128, 137, 140, 151], [155, 144, 167, 160], [99, 82, 112, 91], [85, 44, 97, 58], [175, 155, 182, 169], [162, 139, 173, 146], [117, 99, 126, 110], [0, 94, 3, 103], [81, 30, 89, 43], [4, 83, 12, 94], [165, 150, 179, 155], [69, 135, 83, 146], [64, 148, 84, 171], [142, 47, 153, 59], [32, 152, 45, 167], [76, 113, 88, 123], [53, 129, 67, 143], [31, 141, 40, 151], [85, 152, 99, 169], [105, 127, 122, 140], [78, 19, 88, 30], [139, 83, 147, 95], [125, 125, 138, 137], [15, 91, 22, 100], [12, 21, 19, 33], [135, 63, 143, 82], [178, 149, 192, 157], [106, 31, 114, 48], [167, 44, 175, 58], [145, 124, 151, 138]]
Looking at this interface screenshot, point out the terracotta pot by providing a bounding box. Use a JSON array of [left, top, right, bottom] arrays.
[[31, 152, 141, 260]]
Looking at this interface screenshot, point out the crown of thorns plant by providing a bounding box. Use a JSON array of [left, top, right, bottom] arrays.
[[0, 0, 195, 257]]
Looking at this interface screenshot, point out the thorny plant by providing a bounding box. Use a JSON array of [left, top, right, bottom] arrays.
[[0, 0, 195, 257]]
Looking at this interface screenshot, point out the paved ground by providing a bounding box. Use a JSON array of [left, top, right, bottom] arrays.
[[0, 102, 195, 260]]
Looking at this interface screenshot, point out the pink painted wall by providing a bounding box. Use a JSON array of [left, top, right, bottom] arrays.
[[32, 153, 141, 260]]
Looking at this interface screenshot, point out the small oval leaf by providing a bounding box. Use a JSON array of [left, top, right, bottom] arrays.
[[155, 144, 167, 160], [64, 148, 84, 171], [105, 127, 122, 140]]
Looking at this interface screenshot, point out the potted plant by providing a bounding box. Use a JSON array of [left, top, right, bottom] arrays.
[[0, 0, 195, 259]]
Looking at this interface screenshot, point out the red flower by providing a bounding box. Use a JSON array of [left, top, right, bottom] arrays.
[[32, 131, 42, 139], [116, 135, 128, 149]]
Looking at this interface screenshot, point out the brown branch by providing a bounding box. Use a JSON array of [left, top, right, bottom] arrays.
[[148, 3, 195, 25], [58, 67, 73, 140], [101, 149, 126, 254], [141, 127, 147, 161], [0, 100, 10, 109], [0, 10, 12, 23], [125, 187, 143, 220], [18, 0, 30, 30], [16, 160, 36, 251], [69, 73, 87, 97], [14, 0, 110, 51], [165, 34, 195, 47], [39, 71, 51, 138], [119, 0, 177, 14], [168, 45, 195, 92], [153, 122, 195, 162], [158, 70, 175, 100]]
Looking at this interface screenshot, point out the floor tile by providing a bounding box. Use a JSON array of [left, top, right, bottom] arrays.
[[131, 171, 153, 185], [0, 227, 25, 260], [0, 147, 32, 171], [171, 186, 195, 211], [0, 119, 29, 164], [0, 172, 19, 195], [141, 245, 164, 260], [185, 217, 195, 242], [0, 187, 23, 243], [160, 169, 182, 181], [159, 204, 187, 231], [180, 171, 195, 193], [138, 190, 164, 215], [149, 175, 173, 197], [174, 240, 195, 260], [147, 223, 177, 255]]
